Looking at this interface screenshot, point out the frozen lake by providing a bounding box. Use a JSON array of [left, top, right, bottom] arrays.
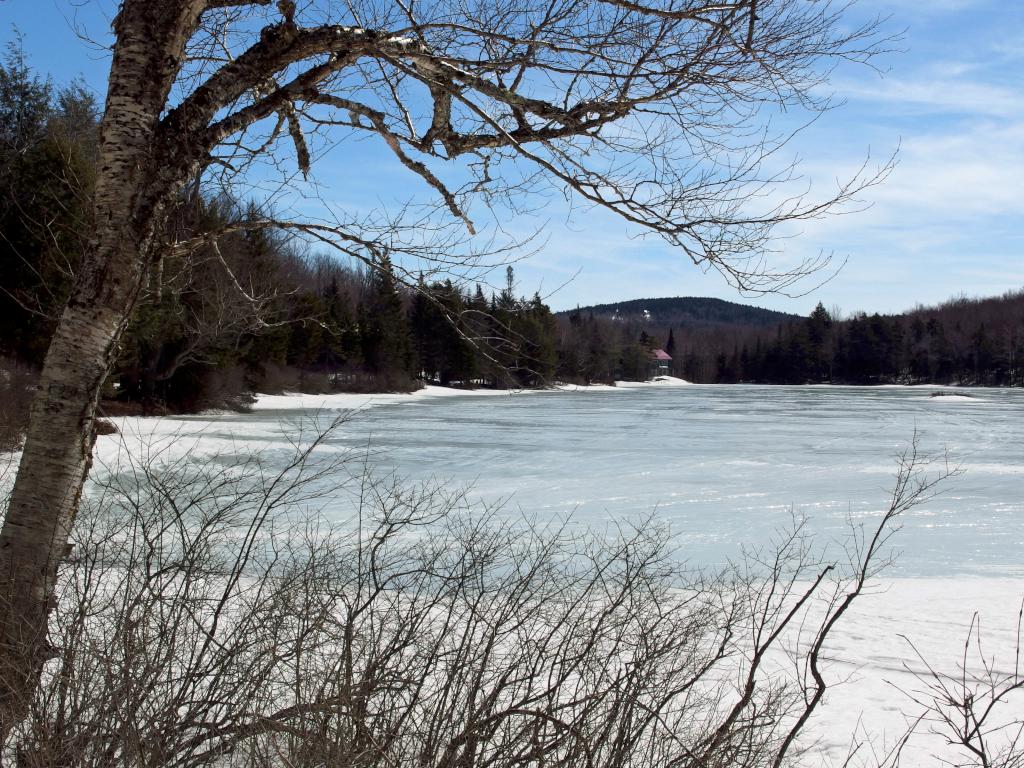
[[224, 384, 1023, 578], [90, 383, 1024, 765]]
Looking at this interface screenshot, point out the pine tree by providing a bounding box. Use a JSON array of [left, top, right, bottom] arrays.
[[0, 48, 98, 364], [358, 253, 412, 388]]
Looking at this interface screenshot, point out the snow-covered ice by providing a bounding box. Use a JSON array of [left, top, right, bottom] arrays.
[[82, 383, 1024, 765]]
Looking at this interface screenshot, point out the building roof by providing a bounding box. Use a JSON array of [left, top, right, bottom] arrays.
[[650, 349, 672, 361]]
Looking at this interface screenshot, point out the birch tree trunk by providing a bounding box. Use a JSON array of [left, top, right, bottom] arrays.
[[0, 0, 205, 739]]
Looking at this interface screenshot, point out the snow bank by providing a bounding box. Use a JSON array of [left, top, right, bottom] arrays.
[[554, 382, 618, 392], [557, 377, 691, 392], [251, 385, 524, 413], [252, 378, 692, 411], [615, 375, 691, 388]]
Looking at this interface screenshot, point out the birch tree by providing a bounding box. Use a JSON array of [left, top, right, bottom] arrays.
[[0, 0, 888, 735]]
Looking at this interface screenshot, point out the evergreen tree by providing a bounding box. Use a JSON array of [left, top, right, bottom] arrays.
[[0, 47, 98, 364], [358, 253, 412, 387], [321, 275, 360, 371], [806, 302, 833, 382]]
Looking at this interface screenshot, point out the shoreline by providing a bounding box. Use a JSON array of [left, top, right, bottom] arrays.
[[248, 375, 694, 413], [79, 380, 1019, 426], [247, 377, 1017, 416]]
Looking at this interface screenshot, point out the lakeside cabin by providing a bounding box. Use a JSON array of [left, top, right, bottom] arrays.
[[648, 349, 672, 379]]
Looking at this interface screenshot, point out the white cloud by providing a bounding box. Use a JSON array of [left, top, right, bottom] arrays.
[[834, 72, 1024, 118], [860, 0, 991, 14]]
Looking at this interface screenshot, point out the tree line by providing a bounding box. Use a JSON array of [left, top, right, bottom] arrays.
[[604, 295, 1024, 386], [3, 48, 1020, 431], [1, 49, 571, 415], [3, 48, 684, 418]]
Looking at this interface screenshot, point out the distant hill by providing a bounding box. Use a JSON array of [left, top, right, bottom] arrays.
[[559, 297, 800, 329]]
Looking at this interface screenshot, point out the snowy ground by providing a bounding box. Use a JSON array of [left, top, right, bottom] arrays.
[[249, 376, 692, 411], [813, 577, 1022, 766]]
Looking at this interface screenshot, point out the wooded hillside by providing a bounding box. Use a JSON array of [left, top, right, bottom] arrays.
[[563, 297, 800, 328], [576, 293, 1024, 385]]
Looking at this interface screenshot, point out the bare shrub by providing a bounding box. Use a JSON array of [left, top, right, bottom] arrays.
[[3, 426, 956, 767], [253, 365, 422, 398], [253, 361, 303, 396], [189, 364, 254, 413], [873, 608, 1024, 768]]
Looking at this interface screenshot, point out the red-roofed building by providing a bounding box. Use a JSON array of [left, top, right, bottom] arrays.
[[648, 349, 672, 378]]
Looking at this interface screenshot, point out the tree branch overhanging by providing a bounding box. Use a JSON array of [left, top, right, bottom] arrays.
[[1, 0, 897, 739]]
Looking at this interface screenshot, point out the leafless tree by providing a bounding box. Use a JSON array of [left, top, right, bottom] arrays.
[[1, 421, 951, 767], [2, 0, 893, 734]]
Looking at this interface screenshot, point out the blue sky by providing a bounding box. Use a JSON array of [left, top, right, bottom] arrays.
[[3, 0, 1023, 316]]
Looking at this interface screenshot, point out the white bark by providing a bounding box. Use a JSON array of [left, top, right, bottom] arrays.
[[0, 0, 207, 737]]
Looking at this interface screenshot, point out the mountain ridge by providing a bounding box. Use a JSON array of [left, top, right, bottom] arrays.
[[558, 296, 801, 329]]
